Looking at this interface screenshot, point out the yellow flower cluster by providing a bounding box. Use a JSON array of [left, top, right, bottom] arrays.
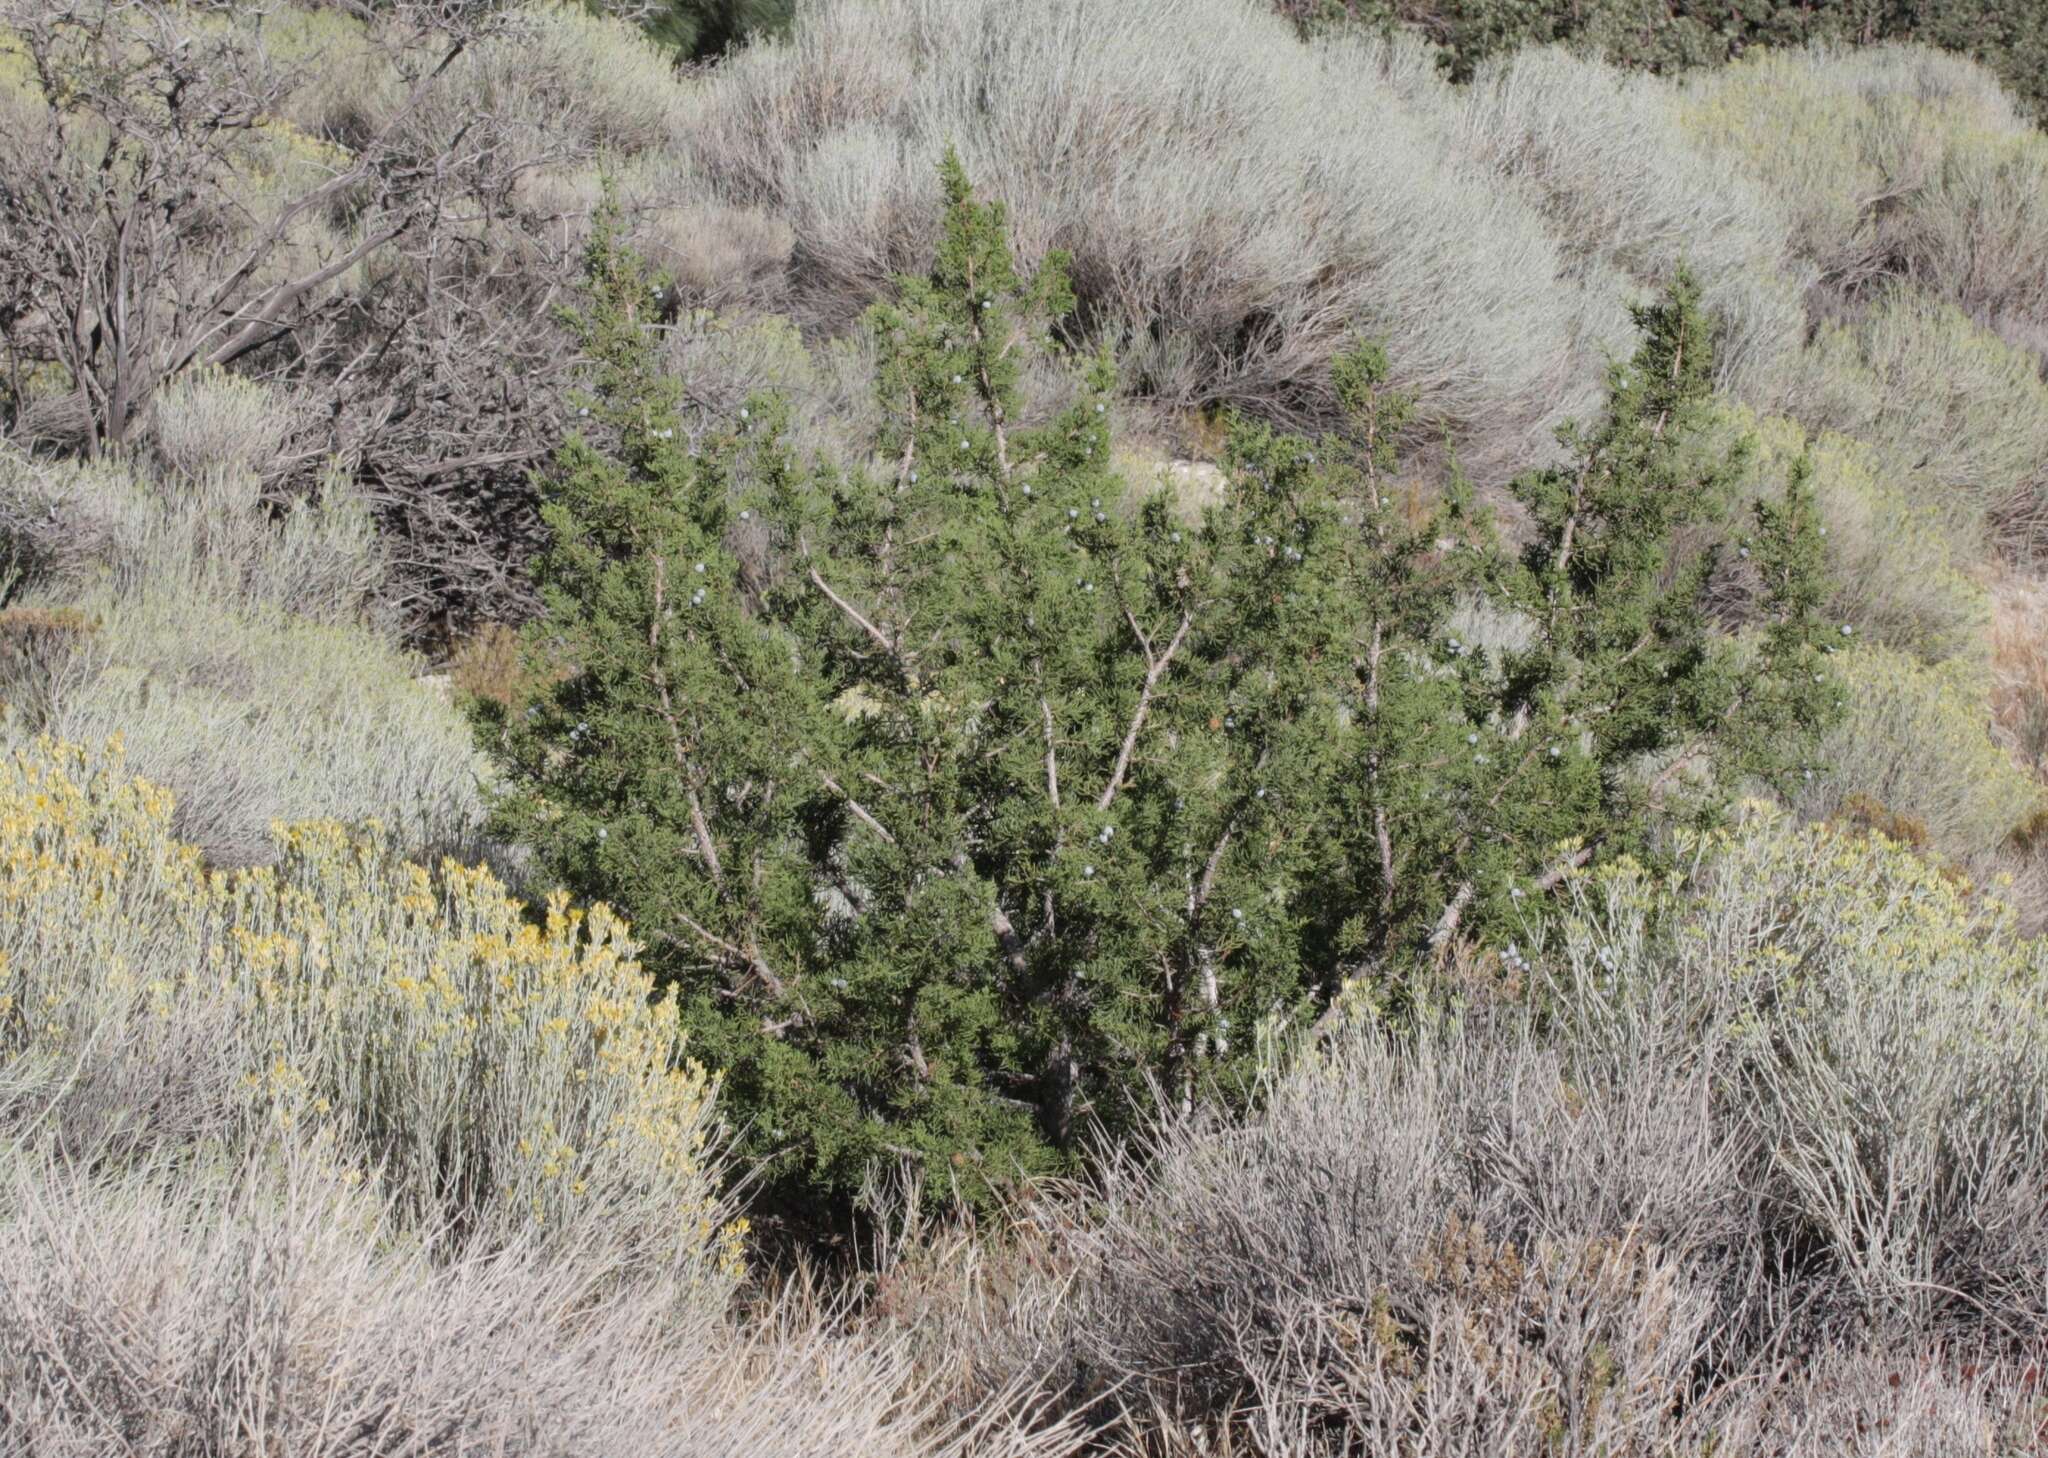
[[0, 736, 743, 1283]]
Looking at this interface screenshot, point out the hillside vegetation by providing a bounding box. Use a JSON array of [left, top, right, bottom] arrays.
[[648, 0, 2048, 126], [2, 0, 2046, 1452]]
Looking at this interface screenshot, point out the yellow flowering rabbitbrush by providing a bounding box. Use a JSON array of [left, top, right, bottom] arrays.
[[0, 735, 742, 1285]]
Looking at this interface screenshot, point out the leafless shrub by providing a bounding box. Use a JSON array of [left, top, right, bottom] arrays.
[[1699, 1346, 2048, 1455], [0, 0, 647, 635], [0, 0, 514, 456], [1037, 1019, 1749, 1453]]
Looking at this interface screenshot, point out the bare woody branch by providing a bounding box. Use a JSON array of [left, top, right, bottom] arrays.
[[806, 563, 900, 664], [1099, 608, 1192, 813], [648, 555, 726, 888]]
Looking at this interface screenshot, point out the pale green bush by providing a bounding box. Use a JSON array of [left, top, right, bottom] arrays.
[[149, 365, 296, 485], [315, 2, 683, 162], [1548, 808, 2048, 1340], [1676, 45, 1984, 279], [642, 195, 799, 307], [425, 2, 688, 160], [676, 14, 2048, 479], [1713, 405, 1988, 667], [0, 442, 382, 625], [0, 735, 732, 1273], [511, 155, 797, 310], [1801, 642, 2041, 857], [0, 449, 157, 589], [1441, 592, 1537, 660], [0, 25, 37, 114], [1902, 134, 2048, 340], [0, 435, 470, 865], [662, 309, 879, 462], [1678, 43, 2048, 344], [16, 587, 483, 865], [253, 3, 392, 149], [1797, 286, 2048, 551]]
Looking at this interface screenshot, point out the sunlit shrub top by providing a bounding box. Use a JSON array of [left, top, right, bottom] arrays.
[[1678, 46, 2048, 343], [1809, 641, 2044, 857], [1676, 804, 2039, 981], [0, 735, 741, 1284], [1547, 802, 2048, 1088], [1677, 45, 2035, 258]]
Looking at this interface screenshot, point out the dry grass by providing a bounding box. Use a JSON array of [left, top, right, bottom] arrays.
[[448, 620, 535, 710]]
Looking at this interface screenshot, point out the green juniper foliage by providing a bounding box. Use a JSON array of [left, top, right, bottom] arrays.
[[1429, 275, 1843, 949], [482, 160, 1838, 1220], [1267, 273, 1840, 994]]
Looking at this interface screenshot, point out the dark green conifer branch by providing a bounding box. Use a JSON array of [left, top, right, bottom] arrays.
[[483, 166, 1840, 1224]]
